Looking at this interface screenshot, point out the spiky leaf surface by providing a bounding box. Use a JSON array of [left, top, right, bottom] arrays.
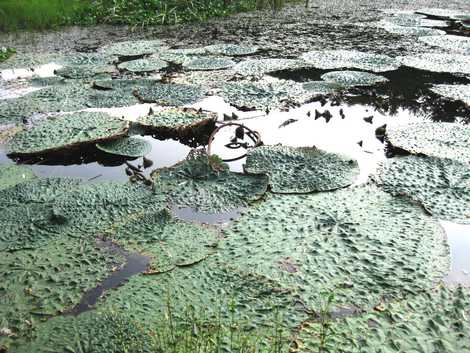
[[153, 154, 268, 213], [430, 84, 470, 105], [117, 58, 168, 73], [103, 40, 167, 57], [105, 209, 220, 272], [398, 53, 470, 74], [375, 155, 470, 223], [301, 50, 399, 72], [0, 165, 36, 191], [234, 58, 304, 76], [204, 44, 258, 56], [386, 122, 470, 163], [419, 35, 470, 54], [416, 8, 469, 20], [54, 65, 115, 79], [182, 57, 235, 71], [138, 108, 215, 130], [221, 186, 449, 310], [245, 146, 359, 193], [135, 83, 204, 106], [301, 81, 343, 94], [321, 70, 389, 87], [7, 112, 128, 156], [96, 137, 152, 157], [0, 238, 124, 338], [380, 24, 445, 36], [221, 81, 312, 110], [295, 286, 470, 353]]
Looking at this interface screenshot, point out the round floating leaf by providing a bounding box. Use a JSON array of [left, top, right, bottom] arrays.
[[0, 53, 63, 70], [182, 57, 235, 71], [234, 58, 304, 76], [105, 209, 220, 272], [221, 81, 312, 110], [375, 155, 470, 223], [419, 35, 470, 54], [153, 153, 268, 213], [96, 258, 307, 341], [154, 50, 190, 64], [301, 81, 343, 94], [386, 122, 470, 163], [380, 24, 446, 36], [380, 13, 447, 27], [416, 8, 470, 20], [398, 53, 470, 74], [59, 53, 117, 66], [117, 58, 168, 73], [103, 40, 167, 57], [15, 311, 155, 353], [430, 84, 470, 105], [296, 286, 470, 353], [204, 44, 258, 56], [172, 69, 236, 90], [54, 65, 115, 79], [245, 146, 359, 193], [7, 112, 129, 156], [301, 50, 400, 73], [51, 181, 166, 237], [0, 165, 36, 191], [92, 78, 159, 91], [96, 137, 152, 157], [135, 83, 204, 106], [138, 108, 216, 137], [221, 185, 449, 310], [321, 70, 389, 87]]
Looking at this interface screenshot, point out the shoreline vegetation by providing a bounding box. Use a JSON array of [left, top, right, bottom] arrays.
[[0, 0, 287, 32]]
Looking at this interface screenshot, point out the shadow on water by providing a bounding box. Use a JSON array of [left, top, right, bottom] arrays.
[[67, 239, 151, 316]]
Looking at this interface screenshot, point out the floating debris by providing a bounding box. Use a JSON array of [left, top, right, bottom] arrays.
[[321, 70, 389, 87], [96, 137, 152, 158], [7, 112, 129, 156], [375, 155, 470, 223], [386, 122, 470, 163], [245, 145, 359, 193], [301, 50, 400, 72]]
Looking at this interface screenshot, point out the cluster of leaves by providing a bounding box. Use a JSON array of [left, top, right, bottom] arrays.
[[0, 48, 16, 63]]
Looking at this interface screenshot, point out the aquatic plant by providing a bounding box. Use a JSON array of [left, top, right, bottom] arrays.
[[398, 53, 470, 74], [245, 145, 359, 193], [117, 57, 168, 73], [320, 71, 389, 87], [182, 56, 236, 71], [135, 83, 205, 106], [0, 165, 35, 191], [102, 40, 168, 58], [96, 137, 153, 158], [234, 58, 304, 76], [152, 152, 268, 213], [419, 35, 470, 54], [204, 43, 258, 56], [375, 155, 470, 224], [430, 84, 470, 106]]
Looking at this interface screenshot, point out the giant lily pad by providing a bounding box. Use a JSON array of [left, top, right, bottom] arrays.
[[96, 137, 152, 157], [0, 165, 36, 191], [321, 70, 389, 87], [0, 53, 63, 70], [301, 81, 343, 94], [386, 122, 470, 163], [137, 108, 216, 138], [295, 286, 470, 353], [134, 83, 204, 106], [221, 81, 312, 110], [245, 145, 359, 193], [13, 311, 155, 353], [380, 24, 445, 36], [7, 112, 129, 156], [59, 53, 117, 66], [103, 40, 167, 57], [234, 58, 304, 76], [375, 155, 470, 223], [54, 65, 115, 79], [430, 84, 470, 105], [0, 237, 124, 340], [203, 44, 258, 56], [398, 53, 470, 74], [416, 8, 470, 20], [105, 209, 220, 272], [419, 35, 470, 54], [117, 58, 168, 73], [221, 185, 449, 310], [152, 153, 268, 213], [92, 79, 159, 91], [380, 13, 447, 27], [301, 50, 400, 73], [182, 57, 235, 71]]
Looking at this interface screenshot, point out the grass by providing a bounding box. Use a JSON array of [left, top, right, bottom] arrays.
[[0, 48, 16, 62], [0, 0, 93, 31], [0, 0, 287, 32]]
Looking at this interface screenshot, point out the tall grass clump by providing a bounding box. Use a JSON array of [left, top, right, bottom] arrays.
[[0, 0, 92, 31]]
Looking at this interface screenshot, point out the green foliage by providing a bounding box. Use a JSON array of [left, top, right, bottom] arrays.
[[0, 48, 16, 63]]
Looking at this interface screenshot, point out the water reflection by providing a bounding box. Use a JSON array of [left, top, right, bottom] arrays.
[[442, 221, 470, 286]]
